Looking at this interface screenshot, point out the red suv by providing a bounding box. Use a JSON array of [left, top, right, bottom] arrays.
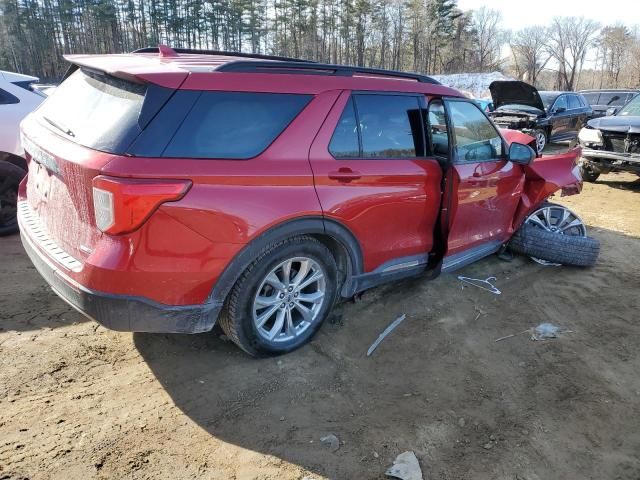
[[19, 46, 593, 356]]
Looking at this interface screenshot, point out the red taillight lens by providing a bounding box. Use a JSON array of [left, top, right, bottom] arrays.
[[92, 176, 191, 235]]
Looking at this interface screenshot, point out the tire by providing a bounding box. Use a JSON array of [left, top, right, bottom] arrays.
[[580, 164, 600, 182], [534, 129, 548, 155], [0, 161, 27, 237], [218, 236, 338, 356], [510, 223, 600, 267]]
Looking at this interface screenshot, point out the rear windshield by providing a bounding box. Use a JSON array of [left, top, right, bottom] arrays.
[[162, 92, 312, 159], [36, 69, 146, 153]]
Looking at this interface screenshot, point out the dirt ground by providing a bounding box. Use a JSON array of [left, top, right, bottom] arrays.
[[1, 168, 640, 480]]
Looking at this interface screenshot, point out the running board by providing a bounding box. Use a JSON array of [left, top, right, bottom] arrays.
[[442, 241, 503, 273]]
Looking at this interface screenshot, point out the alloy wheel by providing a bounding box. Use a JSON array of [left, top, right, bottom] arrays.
[[524, 204, 586, 265], [535, 131, 547, 154], [252, 257, 326, 343]]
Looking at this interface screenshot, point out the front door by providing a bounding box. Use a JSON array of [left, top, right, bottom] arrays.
[[439, 99, 525, 256], [309, 91, 443, 273]]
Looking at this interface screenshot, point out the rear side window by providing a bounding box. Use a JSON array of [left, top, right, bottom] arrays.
[[37, 69, 146, 153], [0, 88, 19, 105], [329, 94, 425, 159], [582, 92, 599, 105], [568, 95, 581, 110], [163, 92, 311, 159]]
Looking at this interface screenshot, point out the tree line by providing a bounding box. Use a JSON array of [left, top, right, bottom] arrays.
[[0, 0, 639, 91]]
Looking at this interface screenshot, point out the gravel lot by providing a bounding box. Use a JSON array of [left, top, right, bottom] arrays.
[[1, 168, 639, 480]]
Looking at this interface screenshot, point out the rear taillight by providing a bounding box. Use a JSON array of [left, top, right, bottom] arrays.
[[92, 176, 191, 235]]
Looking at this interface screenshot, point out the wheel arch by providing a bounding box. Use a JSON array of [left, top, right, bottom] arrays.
[[207, 216, 364, 317], [0, 152, 28, 172]]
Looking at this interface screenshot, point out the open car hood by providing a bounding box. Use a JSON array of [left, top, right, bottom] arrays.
[[587, 115, 640, 134], [489, 81, 545, 111]]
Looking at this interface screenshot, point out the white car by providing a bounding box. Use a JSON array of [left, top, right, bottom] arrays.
[[1, 70, 47, 235]]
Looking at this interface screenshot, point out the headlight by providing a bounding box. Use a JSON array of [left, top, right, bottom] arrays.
[[578, 127, 603, 146]]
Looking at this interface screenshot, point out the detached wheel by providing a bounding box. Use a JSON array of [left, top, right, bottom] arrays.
[[0, 161, 26, 237], [510, 203, 599, 267], [534, 129, 548, 155], [219, 236, 338, 356]]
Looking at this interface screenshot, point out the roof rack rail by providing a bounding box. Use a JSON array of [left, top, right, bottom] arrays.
[[132, 46, 313, 64], [216, 60, 441, 84]]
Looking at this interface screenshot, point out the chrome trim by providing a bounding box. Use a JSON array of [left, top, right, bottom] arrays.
[[581, 148, 640, 163], [442, 241, 503, 273], [381, 259, 425, 273], [17, 201, 82, 272]]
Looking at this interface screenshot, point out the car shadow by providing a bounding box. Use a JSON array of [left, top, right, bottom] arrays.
[[595, 178, 640, 193]]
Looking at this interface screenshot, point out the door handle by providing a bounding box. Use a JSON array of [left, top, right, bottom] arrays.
[[328, 168, 362, 182]]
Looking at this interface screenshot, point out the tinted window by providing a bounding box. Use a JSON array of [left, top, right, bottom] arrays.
[[447, 100, 503, 162], [582, 92, 600, 105], [164, 92, 311, 159], [568, 95, 581, 110], [354, 94, 424, 158], [0, 88, 19, 105], [599, 92, 628, 107], [426, 100, 449, 157], [37, 69, 146, 153], [329, 97, 359, 158], [552, 96, 567, 112]]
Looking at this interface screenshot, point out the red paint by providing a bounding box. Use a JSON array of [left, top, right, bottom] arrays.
[[19, 50, 584, 314]]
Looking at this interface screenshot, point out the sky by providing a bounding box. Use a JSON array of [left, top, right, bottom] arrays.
[[457, 0, 640, 30]]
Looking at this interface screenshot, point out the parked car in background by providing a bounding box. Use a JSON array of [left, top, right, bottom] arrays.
[[0, 70, 46, 236], [579, 89, 639, 118], [18, 46, 597, 356], [488, 81, 592, 154], [578, 93, 640, 182], [473, 98, 494, 112]]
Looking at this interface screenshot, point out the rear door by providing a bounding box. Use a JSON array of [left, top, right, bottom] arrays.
[[567, 94, 586, 134], [441, 98, 525, 256], [549, 95, 570, 140], [309, 91, 443, 273]]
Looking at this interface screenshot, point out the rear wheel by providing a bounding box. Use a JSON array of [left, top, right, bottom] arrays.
[[0, 161, 26, 237], [219, 236, 338, 356], [580, 163, 600, 182]]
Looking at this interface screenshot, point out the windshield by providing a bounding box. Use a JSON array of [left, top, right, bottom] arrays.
[[539, 93, 558, 109], [36, 69, 146, 153], [618, 95, 640, 116]]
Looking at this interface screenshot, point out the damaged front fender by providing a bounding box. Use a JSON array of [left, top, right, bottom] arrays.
[[513, 146, 583, 227]]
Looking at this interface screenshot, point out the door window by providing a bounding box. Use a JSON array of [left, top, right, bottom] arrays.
[[329, 94, 425, 159], [447, 100, 503, 162], [568, 95, 581, 110], [553, 96, 567, 112]]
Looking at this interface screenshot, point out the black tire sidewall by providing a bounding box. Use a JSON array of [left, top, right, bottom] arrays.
[[0, 161, 26, 236], [231, 239, 338, 356]]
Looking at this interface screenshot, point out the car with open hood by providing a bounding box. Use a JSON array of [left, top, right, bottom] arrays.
[[488, 81, 592, 154], [577, 94, 640, 181]]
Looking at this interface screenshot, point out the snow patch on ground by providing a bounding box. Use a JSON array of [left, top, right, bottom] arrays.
[[433, 71, 515, 99]]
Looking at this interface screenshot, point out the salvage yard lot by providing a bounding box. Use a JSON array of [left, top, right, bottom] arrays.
[[1, 171, 640, 480]]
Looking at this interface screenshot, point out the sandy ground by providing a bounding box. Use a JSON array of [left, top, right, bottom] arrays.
[[1, 167, 640, 479]]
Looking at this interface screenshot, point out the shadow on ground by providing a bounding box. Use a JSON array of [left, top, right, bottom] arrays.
[[134, 227, 640, 479]]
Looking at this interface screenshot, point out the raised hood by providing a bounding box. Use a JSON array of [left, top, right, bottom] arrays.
[[490, 81, 545, 111], [587, 115, 640, 134]]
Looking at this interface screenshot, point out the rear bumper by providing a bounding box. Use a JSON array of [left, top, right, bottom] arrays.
[[20, 229, 222, 333]]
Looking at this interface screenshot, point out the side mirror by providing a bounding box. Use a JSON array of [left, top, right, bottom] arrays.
[[508, 142, 536, 165], [606, 107, 617, 116], [554, 107, 566, 114]]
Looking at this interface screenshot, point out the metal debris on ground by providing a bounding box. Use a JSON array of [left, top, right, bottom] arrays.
[[385, 451, 423, 480], [457, 275, 501, 295], [320, 434, 340, 452], [367, 314, 407, 356]]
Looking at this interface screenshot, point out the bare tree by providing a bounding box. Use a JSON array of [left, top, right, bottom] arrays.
[[546, 16, 599, 90], [510, 26, 551, 85], [472, 7, 504, 72], [596, 25, 632, 88]]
